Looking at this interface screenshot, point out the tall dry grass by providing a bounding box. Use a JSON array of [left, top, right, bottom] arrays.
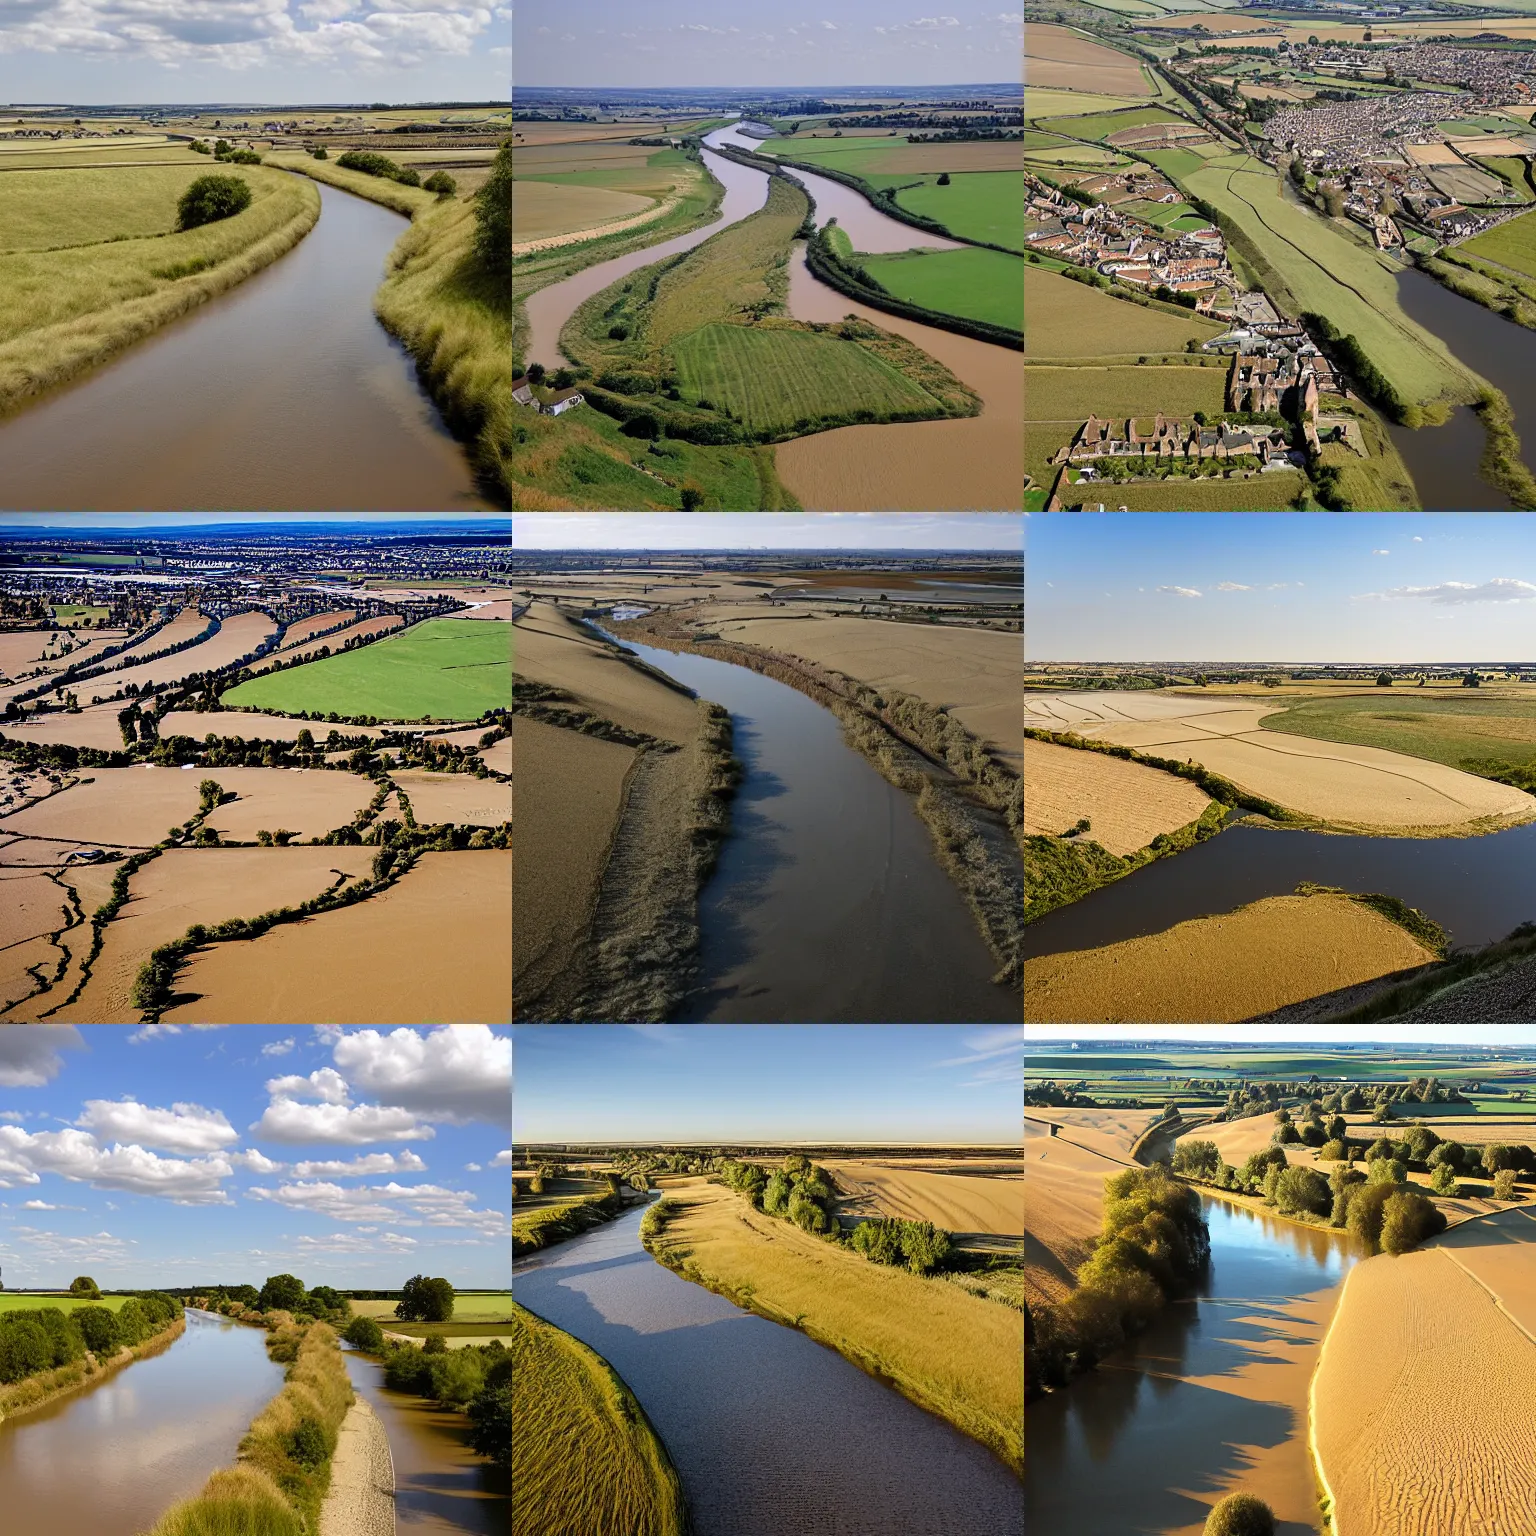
[[511, 1301, 686, 1536]]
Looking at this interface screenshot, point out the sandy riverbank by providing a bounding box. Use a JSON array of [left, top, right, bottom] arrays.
[[320, 1394, 395, 1536]]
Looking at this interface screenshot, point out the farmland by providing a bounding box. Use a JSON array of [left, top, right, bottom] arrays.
[[1023, 267, 1223, 357], [0, 1292, 145, 1314], [1106, 473, 1309, 509], [1024, 25, 1152, 95], [892, 173, 1025, 251], [222, 617, 511, 721], [1025, 88, 1149, 119], [859, 248, 1025, 332], [1456, 204, 1536, 283], [823, 1158, 1023, 1240]]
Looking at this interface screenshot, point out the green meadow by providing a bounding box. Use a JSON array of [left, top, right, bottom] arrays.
[[861, 247, 1025, 330], [894, 172, 1024, 250], [0, 1293, 141, 1313]]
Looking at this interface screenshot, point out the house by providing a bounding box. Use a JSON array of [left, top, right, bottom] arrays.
[[512, 380, 537, 409], [546, 390, 585, 416]]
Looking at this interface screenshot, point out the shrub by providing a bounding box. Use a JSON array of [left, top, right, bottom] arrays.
[[680, 485, 704, 510], [1275, 1165, 1330, 1217], [422, 170, 457, 196], [176, 174, 253, 230], [115, 1297, 149, 1347], [426, 1348, 485, 1407], [1367, 1157, 1406, 1186], [608, 323, 631, 340], [466, 1376, 510, 1469], [473, 140, 511, 277], [1345, 1181, 1396, 1247], [69, 1275, 101, 1298], [287, 1416, 329, 1468], [311, 146, 329, 160], [1205, 1493, 1275, 1536], [0, 1318, 51, 1382], [1429, 1163, 1459, 1196], [74, 1305, 120, 1356], [1380, 1189, 1447, 1255], [337, 149, 416, 184], [1319, 1138, 1347, 1162], [1494, 1168, 1519, 1200], [342, 1315, 385, 1352], [620, 412, 661, 439], [851, 1218, 905, 1266]]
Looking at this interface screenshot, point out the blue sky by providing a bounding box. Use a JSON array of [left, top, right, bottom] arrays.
[[1028, 513, 1536, 662], [514, 0, 1023, 89], [513, 513, 1023, 550], [0, 1026, 510, 1291], [1027, 1025, 1536, 1046], [512, 1025, 1023, 1143]]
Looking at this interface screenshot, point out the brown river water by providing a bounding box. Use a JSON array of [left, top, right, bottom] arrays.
[[0, 180, 489, 511]]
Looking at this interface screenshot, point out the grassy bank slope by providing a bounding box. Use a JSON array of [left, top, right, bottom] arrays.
[[0, 163, 318, 417], [511, 1301, 686, 1536], [644, 1179, 1023, 1474]]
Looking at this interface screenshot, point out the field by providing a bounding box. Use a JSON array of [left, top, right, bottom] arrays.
[[647, 1179, 1024, 1473], [756, 136, 1024, 175], [1103, 473, 1308, 509], [222, 618, 509, 722], [0, 1293, 144, 1314], [890, 173, 1025, 250], [824, 1158, 1024, 1238], [1039, 106, 1191, 143], [1025, 25, 1151, 95], [350, 1293, 513, 1321], [389, 770, 509, 828], [160, 850, 511, 1023], [671, 322, 942, 434], [1022, 692, 1536, 832], [511, 181, 656, 242], [511, 1301, 686, 1536], [1313, 1209, 1536, 1535], [1025, 88, 1148, 119], [1023, 735, 1212, 853], [1024, 268, 1223, 358], [245, 616, 403, 675], [1458, 204, 1536, 284], [858, 248, 1025, 331], [49, 605, 109, 626], [90, 610, 278, 699], [1025, 891, 1440, 1023], [0, 161, 318, 415]]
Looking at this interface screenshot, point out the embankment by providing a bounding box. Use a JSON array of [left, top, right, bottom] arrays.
[[0, 1309, 186, 1424], [319, 1395, 394, 1536], [514, 1191, 630, 1257]]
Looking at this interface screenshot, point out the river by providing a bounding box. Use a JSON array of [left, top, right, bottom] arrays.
[[514, 1201, 1023, 1536], [1028, 1196, 1360, 1536], [0, 1308, 284, 1536], [342, 1350, 508, 1535], [1022, 819, 1536, 962], [0, 180, 489, 512], [605, 628, 1018, 1022]]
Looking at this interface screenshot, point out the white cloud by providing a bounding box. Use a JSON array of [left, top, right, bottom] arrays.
[[260, 1038, 296, 1057], [464, 1163, 482, 1172], [293, 1231, 419, 1253], [1157, 585, 1202, 598], [229, 1149, 285, 1174], [1355, 579, 1536, 606], [21, 1200, 58, 1210], [249, 1180, 504, 1232], [1373, 549, 1390, 556], [128, 1025, 181, 1043], [0, 1127, 232, 1205], [821, 18, 836, 27], [8, 1226, 133, 1263], [491, 1150, 512, 1167], [331, 1027, 510, 1125], [265, 1067, 349, 1104], [291, 1151, 427, 1178], [0, 1026, 81, 1088], [1413, 535, 1424, 541], [251, 1099, 432, 1146], [77, 1099, 238, 1154], [1214, 582, 1252, 592]]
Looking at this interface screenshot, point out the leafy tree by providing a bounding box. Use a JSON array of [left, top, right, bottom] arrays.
[[851, 1218, 905, 1266], [344, 1315, 385, 1351], [1275, 1165, 1330, 1217], [422, 170, 457, 196], [1429, 1163, 1459, 1196], [0, 1319, 50, 1383], [1367, 1157, 1405, 1186], [1371, 1101, 1394, 1123], [1319, 1139, 1347, 1163], [1173, 1139, 1221, 1179], [396, 1274, 455, 1323], [115, 1297, 149, 1346], [1380, 1189, 1446, 1255], [1494, 1168, 1520, 1200], [257, 1273, 308, 1313], [1482, 1143, 1523, 1174], [1345, 1181, 1396, 1248], [473, 140, 511, 277], [69, 1275, 101, 1298], [763, 1170, 792, 1217], [466, 1376, 510, 1468], [1205, 1493, 1275, 1536], [177, 174, 253, 230], [307, 1285, 348, 1317], [73, 1305, 119, 1355], [1376, 672, 1392, 687]]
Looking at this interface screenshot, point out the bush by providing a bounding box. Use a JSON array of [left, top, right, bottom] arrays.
[[311, 146, 329, 160], [115, 1298, 149, 1347], [1367, 1157, 1406, 1186], [466, 1377, 510, 1469], [1275, 1165, 1330, 1217], [287, 1416, 329, 1468], [1205, 1493, 1275, 1536], [176, 174, 253, 231], [1345, 1181, 1397, 1247], [1429, 1163, 1459, 1196], [0, 1319, 51, 1383], [620, 412, 661, 439], [426, 1347, 485, 1407], [69, 1275, 101, 1298], [1494, 1168, 1520, 1200], [1174, 1139, 1222, 1179], [337, 149, 416, 184], [422, 170, 457, 196], [473, 140, 511, 278], [608, 323, 630, 340], [343, 1315, 386, 1351], [1319, 1138, 1348, 1162], [74, 1305, 120, 1356], [1380, 1189, 1447, 1255]]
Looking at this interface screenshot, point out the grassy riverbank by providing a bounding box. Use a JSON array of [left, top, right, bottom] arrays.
[[643, 1179, 1023, 1474], [0, 163, 318, 418], [277, 152, 512, 508], [511, 1301, 686, 1536], [0, 1309, 185, 1422], [514, 1191, 628, 1257]]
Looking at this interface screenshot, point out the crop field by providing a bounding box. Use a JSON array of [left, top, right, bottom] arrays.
[[1024, 691, 1536, 831], [1024, 267, 1223, 357], [47, 605, 110, 626], [672, 322, 940, 434], [245, 615, 402, 675], [351, 1293, 513, 1321], [824, 1159, 1023, 1238], [1460, 204, 1536, 282], [859, 248, 1023, 330], [1023, 735, 1211, 852], [160, 849, 511, 1023], [1314, 1211, 1536, 1536], [1026, 88, 1148, 119], [1025, 25, 1151, 95], [0, 162, 234, 252], [759, 136, 1024, 174], [1025, 891, 1439, 1023], [648, 1179, 1024, 1473], [512, 181, 657, 242], [222, 618, 509, 721], [1037, 105, 1190, 143], [1105, 473, 1309, 509], [90, 610, 278, 700], [512, 1301, 686, 1536], [390, 770, 509, 828]]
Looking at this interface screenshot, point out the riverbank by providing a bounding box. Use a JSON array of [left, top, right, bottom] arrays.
[[319, 1395, 394, 1536], [0, 1310, 186, 1424], [511, 1300, 686, 1536], [644, 1179, 1023, 1475], [0, 165, 318, 420]]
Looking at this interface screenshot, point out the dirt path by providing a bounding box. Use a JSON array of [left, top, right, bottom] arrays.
[[320, 1395, 395, 1536]]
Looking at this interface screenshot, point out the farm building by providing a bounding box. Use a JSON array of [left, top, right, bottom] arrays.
[[546, 391, 585, 416], [512, 380, 537, 409]]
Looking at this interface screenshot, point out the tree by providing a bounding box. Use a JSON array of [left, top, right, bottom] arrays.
[[763, 1170, 792, 1216], [69, 1275, 101, 1298], [1319, 1138, 1347, 1163], [680, 485, 704, 510], [1380, 1189, 1446, 1255], [1205, 1493, 1275, 1536], [422, 170, 457, 197], [1494, 1168, 1520, 1200], [527, 362, 546, 385], [466, 1376, 511, 1469], [473, 140, 511, 277], [1173, 1139, 1221, 1179], [257, 1273, 308, 1313], [1429, 1163, 1459, 1196], [177, 174, 253, 230], [1367, 1156, 1405, 1186], [307, 1285, 347, 1317], [396, 1274, 455, 1323], [1376, 672, 1392, 687], [73, 1305, 119, 1356], [1275, 1165, 1330, 1217], [343, 1315, 385, 1351], [937, 171, 951, 185], [1371, 1101, 1394, 1123]]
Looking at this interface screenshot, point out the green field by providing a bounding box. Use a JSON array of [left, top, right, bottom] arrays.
[[1262, 693, 1536, 773], [673, 322, 940, 433], [1035, 106, 1189, 143], [1462, 204, 1536, 282], [0, 161, 232, 251], [1104, 472, 1308, 509], [893, 172, 1024, 250], [50, 604, 110, 625], [347, 1291, 512, 1321], [0, 1293, 142, 1313], [1026, 88, 1149, 120], [1471, 156, 1534, 202], [1026, 267, 1222, 357], [222, 618, 510, 721], [860, 247, 1024, 330]]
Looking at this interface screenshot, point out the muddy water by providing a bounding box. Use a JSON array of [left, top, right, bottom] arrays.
[[773, 161, 961, 252], [0, 180, 488, 511], [1029, 1197, 1361, 1536], [0, 1309, 284, 1536], [522, 124, 774, 369], [776, 243, 1023, 510], [606, 629, 1017, 1022], [514, 1202, 1023, 1536], [342, 1350, 508, 1535], [1022, 819, 1536, 961]]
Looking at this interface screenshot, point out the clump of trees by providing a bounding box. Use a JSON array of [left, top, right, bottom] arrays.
[[474, 141, 512, 279], [850, 1217, 952, 1276], [342, 1315, 386, 1351], [176, 174, 253, 230], [69, 1274, 101, 1300], [395, 1274, 455, 1323], [337, 149, 421, 186], [382, 1339, 509, 1467], [0, 1292, 182, 1387]]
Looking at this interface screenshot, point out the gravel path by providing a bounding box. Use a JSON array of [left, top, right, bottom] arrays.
[[320, 1395, 395, 1536]]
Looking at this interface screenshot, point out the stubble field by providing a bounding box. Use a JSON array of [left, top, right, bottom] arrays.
[[1023, 26, 1152, 95], [825, 1159, 1024, 1238]]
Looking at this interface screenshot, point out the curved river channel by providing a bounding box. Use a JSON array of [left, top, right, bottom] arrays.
[[1028, 1196, 1361, 1535], [0, 180, 490, 511], [515, 1201, 1024, 1536], [0, 1308, 284, 1536], [603, 628, 1018, 1022]]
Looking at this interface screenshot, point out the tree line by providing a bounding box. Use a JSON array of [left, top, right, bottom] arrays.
[[0, 1289, 181, 1386]]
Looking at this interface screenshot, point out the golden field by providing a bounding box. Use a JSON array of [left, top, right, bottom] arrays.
[[651, 1179, 1023, 1474], [1022, 735, 1211, 854], [1024, 25, 1151, 95], [825, 1158, 1023, 1238], [1023, 1115, 1129, 1304]]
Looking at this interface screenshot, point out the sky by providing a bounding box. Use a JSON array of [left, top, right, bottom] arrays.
[[1028, 513, 1536, 662], [0, 0, 507, 105], [513, 0, 1024, 89], [513, 513, 1023, 551], [512, 1024, 1024, 1143], [0, 1026, 511, 1291], [1027, 1025, 1536, 1047]]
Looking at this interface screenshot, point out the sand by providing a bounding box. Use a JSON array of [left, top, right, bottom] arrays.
[[1314, 1217, 1536, 1535], [708, 614, 1022, 764], [450, 600, 516, 621], [478, 738, 513, 776], [163, 850, 511, 1023], [1026, 892, 1437, 1024], [97, 611, 279, 698], [1024, 1115, 1126, 1304], [0, 703, 144, 751], [275, 611, 355, 649], [511, 716, 635, 1008], [0, 872, 71, 950], [390, 768, 511, 827], [318, 1396, 394, 1536], [825, 1158, 1024, 1238], [1023, 736, 1210, 854], [203, 769, 378, 842], [1023, 692, 1536, 833], [1025, 1106, 1160, 1162], [61, 846, 377, 1024]]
